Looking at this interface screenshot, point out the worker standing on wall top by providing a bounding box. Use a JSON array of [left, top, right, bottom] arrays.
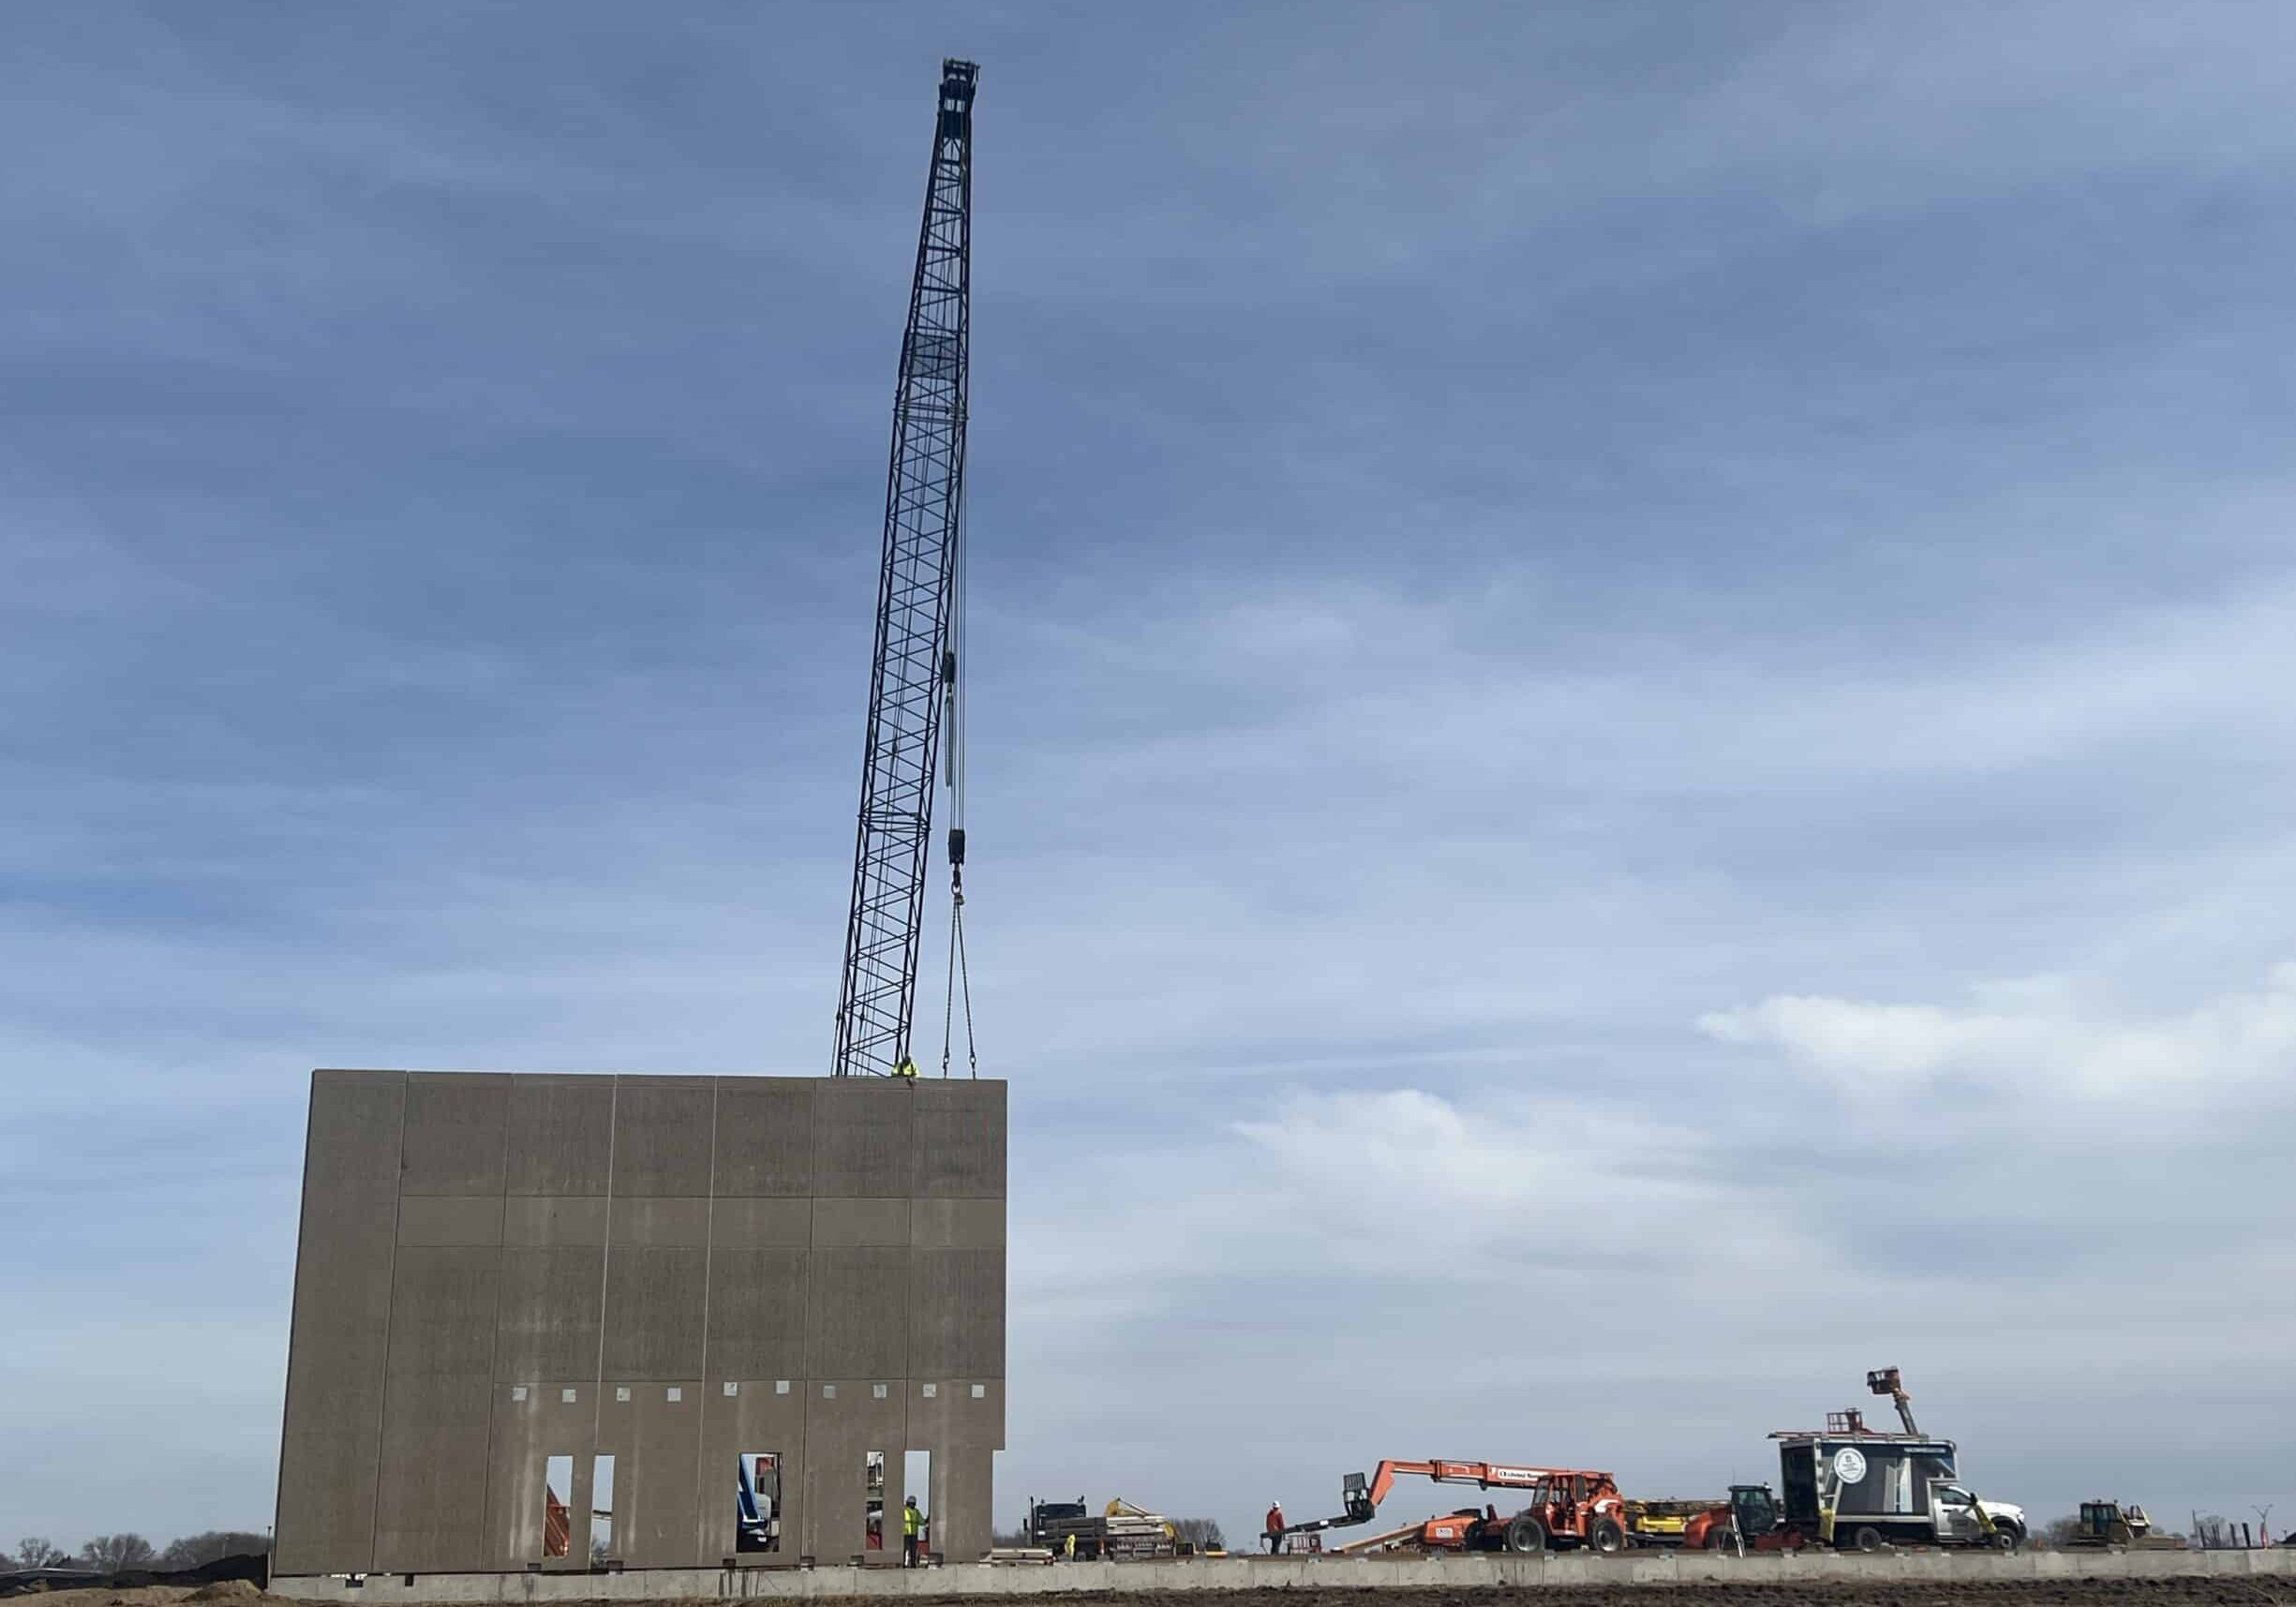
[[894, 1055, 919, 1079], [902, 1495, 925, 1567], [1265, 1501, 1286, 1555]]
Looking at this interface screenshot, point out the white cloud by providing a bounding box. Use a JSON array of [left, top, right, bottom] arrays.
[[1698, 964, 2296, 1103]]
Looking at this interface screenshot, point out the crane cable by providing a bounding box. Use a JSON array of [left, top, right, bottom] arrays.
[[939, 471, 978, 1079]]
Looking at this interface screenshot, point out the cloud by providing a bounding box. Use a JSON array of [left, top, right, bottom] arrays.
[[1698, 964, 2296, 1104]]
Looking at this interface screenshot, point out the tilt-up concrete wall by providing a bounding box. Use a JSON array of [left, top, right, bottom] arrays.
[[272, 1071, 1006, 1578]]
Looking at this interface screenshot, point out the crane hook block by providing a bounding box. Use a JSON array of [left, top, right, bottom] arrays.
[[942, 649, 958, 685], [947, 826, 966, 868]]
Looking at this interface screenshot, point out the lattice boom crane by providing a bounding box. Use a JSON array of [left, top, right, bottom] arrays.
[[833, 59, 978, 1079]]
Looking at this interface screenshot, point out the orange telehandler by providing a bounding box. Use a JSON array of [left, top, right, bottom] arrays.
[[1283, 1460, 1635, 1555]]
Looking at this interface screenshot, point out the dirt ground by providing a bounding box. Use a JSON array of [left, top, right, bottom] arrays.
[[15, 1583, 2293, 1607]]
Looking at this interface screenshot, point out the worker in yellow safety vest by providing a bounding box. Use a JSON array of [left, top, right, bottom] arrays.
[[894, 1056, 919, 1079], [902, 1494, 925, 1567]]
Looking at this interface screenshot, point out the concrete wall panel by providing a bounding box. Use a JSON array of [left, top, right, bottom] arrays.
[[595, 1382, 702, 1567], [387, 1246, 500, 1379], [711, 1198, 812, 1246], [602, 1245, 707, 1380], [699, 1383, 809, 1564], [609, 1197, 710, 1246], [495, 1246, 605, 1382], [907, 1249, 1005, 1380], [801, 1381, 909, 1565], [397, 1196, 505, 1247], [705, 1248, 809, 1382], [610, 1078, 714, 1198], [911, 1081, 1005, 1199], [483, 1381, 596, 1570], [400, 1074, 509, 1197], [810, 1198, 908, 1247], [810, 1081, 911, 1198], [908, 1198, 1001, 1250], [276, 1070, 405, 1576], [713, 1079, 814, 1197], [280, 1073, 1005, 1577], [374, 1372, 493, 1571], [502, 1196, 607, 1245], [805, 1247, 907, 1380], [504, 1077, 614, 1196]]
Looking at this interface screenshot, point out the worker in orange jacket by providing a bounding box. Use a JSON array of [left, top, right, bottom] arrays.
[[1265, 1502, 1286, 1555]]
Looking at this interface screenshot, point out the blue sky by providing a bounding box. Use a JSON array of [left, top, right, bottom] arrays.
[[6, 0, 2296, 1552]]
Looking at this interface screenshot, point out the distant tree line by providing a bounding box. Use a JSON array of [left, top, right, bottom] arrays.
[[5, 1531, 273, 1573]]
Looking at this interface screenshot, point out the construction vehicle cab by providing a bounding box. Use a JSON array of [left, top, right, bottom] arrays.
[[2067, 1501, 2159, 1548]]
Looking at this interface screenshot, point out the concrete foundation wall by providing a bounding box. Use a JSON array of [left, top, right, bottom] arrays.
[[269, 1544, 2296, 1601], [275, 1072, 1006, 1577]]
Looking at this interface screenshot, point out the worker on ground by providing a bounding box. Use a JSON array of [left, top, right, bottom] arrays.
[[902, 1494, 925, 1568], [1264, 1501, 1286, 1555], [1063, 1532, 1076, 1561]]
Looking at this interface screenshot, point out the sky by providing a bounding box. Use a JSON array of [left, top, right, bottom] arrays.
[[5, 0, 2295, 1555]]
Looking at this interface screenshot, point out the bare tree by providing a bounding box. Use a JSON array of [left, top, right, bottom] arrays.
[[81, 1535, 157, 1571], [1171, 1517, 1226, 1552], [15, 1539, 67, 1570], [160, 1533, 273, 1570], [2036, 1514, 2083, 1549]]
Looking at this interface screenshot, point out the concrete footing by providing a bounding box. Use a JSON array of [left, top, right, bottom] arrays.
[[272, 1544, 2296, 1600]]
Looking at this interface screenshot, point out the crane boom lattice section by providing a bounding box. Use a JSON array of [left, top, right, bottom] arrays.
[[834, 59, 977, 1079]]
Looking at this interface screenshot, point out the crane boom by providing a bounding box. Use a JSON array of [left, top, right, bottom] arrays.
[[833, 59, 977, 1079]]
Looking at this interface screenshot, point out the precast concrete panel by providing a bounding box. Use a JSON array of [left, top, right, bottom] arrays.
[[805, 1246, 908, 1379], [811, 1080, 912, 1197], [700, 1382, 808, 1565], [400, 1073, 509, 1196], [504, 1076, 614, 1195], [609, 1197, 710, 1246], [595, 1382, 703, 1567], [374, 1372, 493, 1571], [275, 1070, 404, 1576], [810, 1197, 909, 1246], [801, 1380, 908, 1565], [482, 1381, 596, 1571], [495, 1245, 605, 1382], [601, 1245, 707, 1380], [278, 1073, 1004, 1578], [713, 1078, 814, 1197], [705, 1248, 809, 1382], [907, 1248, 1005, 1379], [396, 1196, 505, 1247], [610, 1078, 714, 1197], [912, 1080, 1005, 1198]]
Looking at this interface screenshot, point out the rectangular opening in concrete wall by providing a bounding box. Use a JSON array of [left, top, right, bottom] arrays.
[[735, 1451, 782, 1554], [589, 1453, 615, 1563], [903, 1450, 931, 1564], [865, 1450, 886, 1555], [543, 1454, 574, 1558]]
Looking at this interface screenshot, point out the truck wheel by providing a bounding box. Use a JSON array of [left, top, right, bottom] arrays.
[[1590, 1518, 1627, 1556], [1991, 1527, 2021, 1554], [1505, 1516, 1547, 1555], [1854, 1526, 1883, 1554]]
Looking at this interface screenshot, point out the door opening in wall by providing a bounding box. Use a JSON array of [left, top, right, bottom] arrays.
[[735, 1451, 782, 1553], [589, 1453, 616, 1563], [543, 1454, 574, 1558], [902, 1450, 932, 1566], [865, 1451, 886, 1553]]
